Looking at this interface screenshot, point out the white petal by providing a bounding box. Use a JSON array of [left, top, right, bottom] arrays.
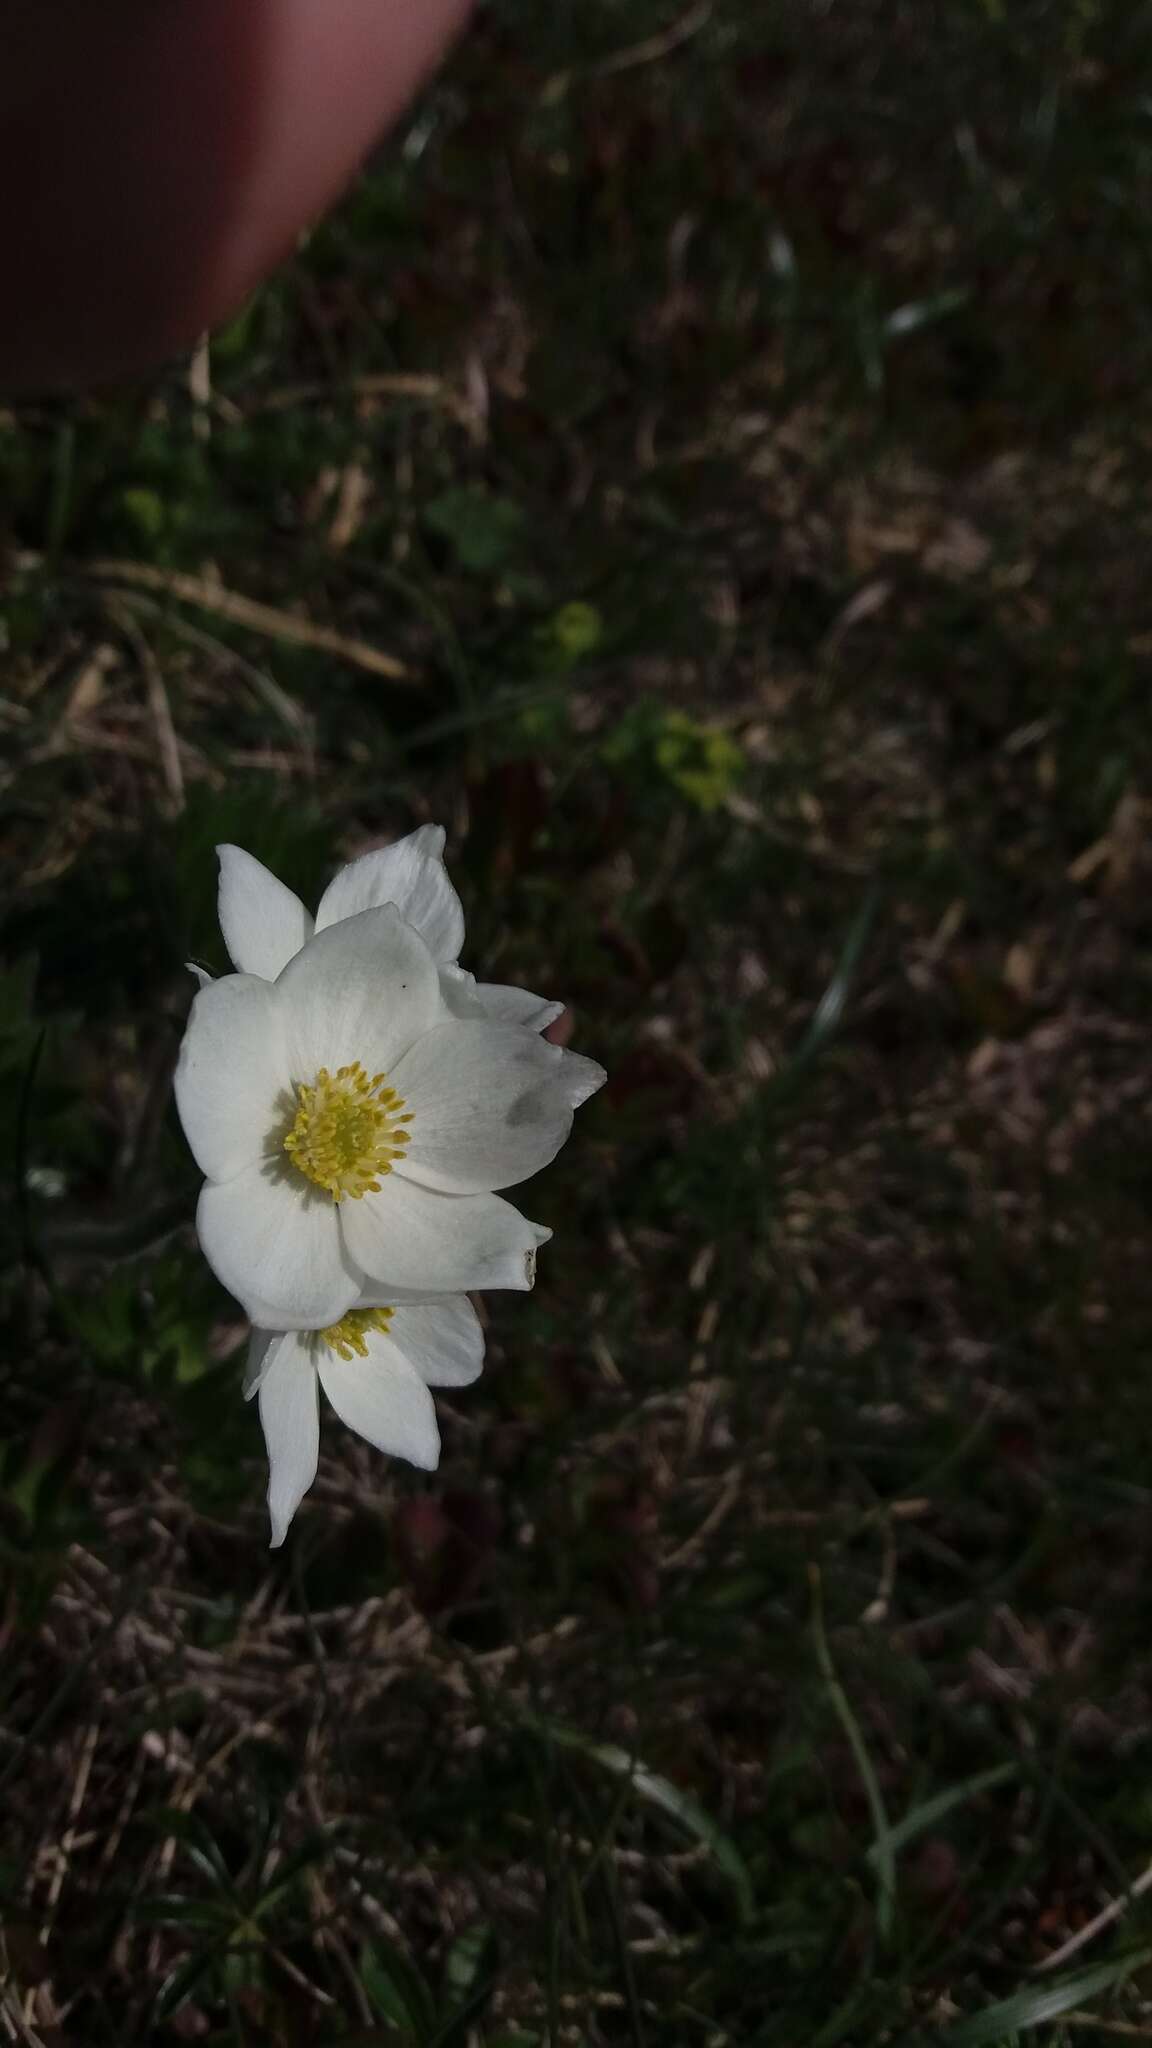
[[353, 1279, 461, 1307], [383, 1302, 477, 1384], [275, 904, 444, 1080], [186, 962, 214, 990], [258, 1333, 320, 1546], [476, 981, 565, 1033], [197, 1166, 361, 1329], [350, 1281, 466, 1306], [314, 825, 465, 964], [317, 1343, 440, 1471], [387, 1298, 485, 1387], [437, 965, 488, 1020], [217, 845, 314, 979], [174, 974, 292, 1184], [440, 964, 562, 1034], [392, 1022, 603, 1194], [244, 1329, 277, 1400], [553, 1049, 606, 1107], [339, 1176, 550, 1294]]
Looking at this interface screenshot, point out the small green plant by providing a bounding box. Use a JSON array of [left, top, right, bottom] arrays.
[[136, 1803, 331, 2025], [602, 699, 743, 810]]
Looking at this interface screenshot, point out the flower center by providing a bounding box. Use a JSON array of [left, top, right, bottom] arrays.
[[319, 1306, 395, 1361], [283, 1062, 412, 1201]]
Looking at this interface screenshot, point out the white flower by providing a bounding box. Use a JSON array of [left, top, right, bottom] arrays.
[[216, 825, 565, 1033], [246, 1294, 484, 1546], [174, 827, 605, 1331]]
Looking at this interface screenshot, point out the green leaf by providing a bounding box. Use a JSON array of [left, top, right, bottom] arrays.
[[152, 1949, 216, 2024], [654, 710, 744, 812], [434, 1920, 499, 2041], [600, 699, 743, 810], [118, 486, 167, 543], [940, 1948, 1152, 2044], [251, 1836, 333, 1919], [534, 600, 603, 672], [212, 291, 263, 363], [0, 1403, 85, 1533], [132, 1893, 232, 1932], [358, 1937, 437, 2037], [424, 488, 526, 574], [442, 1920, 496, 2009], [144, 1808, 235, 1893]]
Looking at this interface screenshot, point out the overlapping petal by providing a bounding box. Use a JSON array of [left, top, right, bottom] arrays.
[[174, 974, 291, 1183], [476, 980, 565, 1032], [391, 1021, 605, 1195], [248, 1296, 484, 1542], [317, 1345, 440, 1471], [340, 1174, 549, 1295], [243, 1329, 277, 1400], [258, 1334, 320, 1548], [198, 1167, 361, 1329], [244, 1297, 485, 1401], [439, 962, 564, 1034], [276, 903, 445, 1078], [218, 845, 315, 979], [314, 824, 465, 963], [355, 1297, 487, 1387]]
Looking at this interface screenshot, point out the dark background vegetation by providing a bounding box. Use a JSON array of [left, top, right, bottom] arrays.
[[4, 1, 1152, 2039]]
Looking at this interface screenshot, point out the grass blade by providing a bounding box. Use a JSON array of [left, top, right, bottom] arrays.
[[522, 1713, 755, 1925], [794, 885, 881, 1066], [865, 1763, 1018, 1868], [810, 1566, 896, 1944], [940, 1947, 1152, 2044]]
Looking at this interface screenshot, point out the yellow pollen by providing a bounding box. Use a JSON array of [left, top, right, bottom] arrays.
[[319, 1307, 395, 1361], [282, 1061, 413, 1201]]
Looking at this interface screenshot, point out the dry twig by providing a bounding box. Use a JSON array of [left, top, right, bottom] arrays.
[[15, 551, 412, 683]]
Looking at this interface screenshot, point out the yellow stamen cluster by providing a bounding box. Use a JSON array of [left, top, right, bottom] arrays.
[[283, 1061, 413, 1201], [319, 1306, 395, 1361]]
